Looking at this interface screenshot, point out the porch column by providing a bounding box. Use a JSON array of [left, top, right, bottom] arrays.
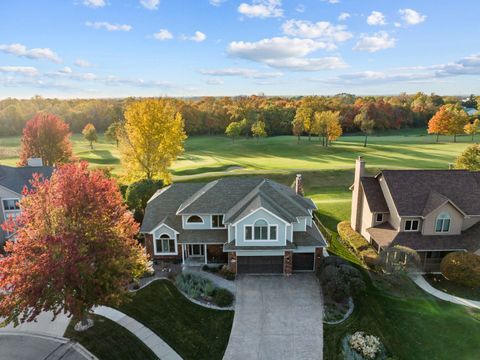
[[181, 244, 185, 265], [204, 244, 208, 264]]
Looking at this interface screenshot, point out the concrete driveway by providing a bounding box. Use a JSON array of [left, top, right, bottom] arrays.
[[223, 274, 323, 360]]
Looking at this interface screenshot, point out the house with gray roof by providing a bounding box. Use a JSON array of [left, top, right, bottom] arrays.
[[0, 159, 53, 247], [351, 156, 480, 271], [141, 175, 326, 274]]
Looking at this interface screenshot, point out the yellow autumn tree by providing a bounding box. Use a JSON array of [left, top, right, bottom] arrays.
[[119, 99, 186, 183], [313, 110, 342, 147]]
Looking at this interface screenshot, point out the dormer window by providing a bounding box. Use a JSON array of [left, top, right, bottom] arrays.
[[435, 213, 451, 233], [404, 219, 419, 231], [186, 215, 203, 224], [212, 215, 225, 228], [376, 213, 383, 222]]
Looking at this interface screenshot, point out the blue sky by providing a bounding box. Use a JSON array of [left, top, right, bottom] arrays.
[[1, 0, 479, 98]]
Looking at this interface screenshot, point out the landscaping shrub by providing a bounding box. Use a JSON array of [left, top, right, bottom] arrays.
[[219, 266, 236, 280], [378, 246, 421, 274], [342, 332, 387, 360], [337, 221, 379, 267], [175, 273, 215, 299], [319, 256, 366, 303], [441, 252, 480, 288], [213, 288, 234, 307]]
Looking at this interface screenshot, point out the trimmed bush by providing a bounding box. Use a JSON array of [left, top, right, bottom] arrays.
[[175, 273, 215, 299], [213, 288, 234, 307], [337, 221, 379, 266], [441, 252, 480, 288]]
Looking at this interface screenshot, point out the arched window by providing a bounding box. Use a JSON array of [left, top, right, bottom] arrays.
[[155, 233, 176, 254], [187, 215, 203, 223], [435, 212, 451, 232], [254, 219, 268, 240]]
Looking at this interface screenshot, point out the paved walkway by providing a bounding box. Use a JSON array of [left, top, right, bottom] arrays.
[[412, 275, 480, 309], [93, 306, 182, 360], [223, 274, 323, 360], [0, 311, 70, 337], [0, 332, 97, 360]]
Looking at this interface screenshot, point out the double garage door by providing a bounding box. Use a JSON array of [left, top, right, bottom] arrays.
[[237, 253, 314, 274]]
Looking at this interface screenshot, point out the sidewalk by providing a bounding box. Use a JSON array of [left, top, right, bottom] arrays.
[[93, 306, 182, 360], [411, 275, 480, 309]]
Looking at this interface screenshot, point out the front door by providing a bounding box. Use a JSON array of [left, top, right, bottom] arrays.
[[188, 244, 204, 257]]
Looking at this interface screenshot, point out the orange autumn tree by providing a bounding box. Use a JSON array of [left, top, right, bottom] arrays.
[[0, 162, 148, 330], [428, 104, 469, 142], [18, 113, 73, 166]]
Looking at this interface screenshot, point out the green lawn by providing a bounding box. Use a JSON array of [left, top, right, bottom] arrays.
[[118, 280, 233, 360], [64, 315, 158, 360]]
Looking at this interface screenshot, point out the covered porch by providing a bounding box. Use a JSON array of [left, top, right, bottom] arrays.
[[181, 243, 228, 266]]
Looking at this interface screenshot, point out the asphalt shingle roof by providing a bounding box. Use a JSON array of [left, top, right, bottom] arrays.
[[381, 170, 480, 216], [0, 165, 53, 195], [360, 177, 389, 213]]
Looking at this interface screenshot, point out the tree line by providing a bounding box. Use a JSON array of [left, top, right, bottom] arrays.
[[1, 93, 476, 137]]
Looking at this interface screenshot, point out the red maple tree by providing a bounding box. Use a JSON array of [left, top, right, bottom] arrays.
[[18, 113, 73, 166], [0, 162, 148, 328]]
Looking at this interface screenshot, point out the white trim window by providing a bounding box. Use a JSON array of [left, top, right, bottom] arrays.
[[211, 215, 225, 228], [376, 213, 383, 222], [245, 219, 278, 241], [404, 219, 419, 232], [435, 212, 451, 233], [154, 234, 177, 255], [186, 215, 203, 224]]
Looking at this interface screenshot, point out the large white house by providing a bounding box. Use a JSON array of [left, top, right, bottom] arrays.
[[140, 176, 326, 274]]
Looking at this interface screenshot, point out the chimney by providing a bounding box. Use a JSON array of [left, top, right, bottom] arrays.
[[27, 158, 43, 167], [295, 174, 304, 196], [351, 156, 365, 232]]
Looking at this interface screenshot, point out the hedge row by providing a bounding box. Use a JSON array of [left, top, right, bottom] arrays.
[[440, 252, 480, 288], [337, 221, 378, 266]]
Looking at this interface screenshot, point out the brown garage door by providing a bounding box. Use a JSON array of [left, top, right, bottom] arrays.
[[293, 253, 314, 271], [237, 256, 284, 274]]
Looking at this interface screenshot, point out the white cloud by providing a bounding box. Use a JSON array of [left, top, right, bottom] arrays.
[[238, 0, 283, 18], [325, 0, 339, 4], [0, 43, 61, 63], [75, 59, 93, 68], [205, 78, 224, 85], [153, 29, 173, 40], [182, 31, 207, 42], [82, 72, 97, 80], [399, 9, 426, 25], [140, 0, 159, 10], [227, 37, 346, 71], [282, 19, 352, 42], [85, 21, 132, 31], [295, 4, 305, 13], [338, 12, 350, 21], [209, 0, 226, 6], [59, 66, 73, 74], [0, 66, 39, 76], [353, 32, 396, 52], [83, 0, 106, 8], [200, 68, 282, 79], [367, 11, 386, 26]]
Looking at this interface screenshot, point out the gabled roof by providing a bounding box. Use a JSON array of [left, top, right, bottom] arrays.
[[0, 165, 53, 195], [360, 177, 389, 213], [381, 170, 480, 216], [140, 182, 205, 233]]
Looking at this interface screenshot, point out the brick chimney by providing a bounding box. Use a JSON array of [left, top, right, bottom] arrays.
[[27, 158, 43, 167], [351, 156, 365, 232], [295, 174, 304, 196]]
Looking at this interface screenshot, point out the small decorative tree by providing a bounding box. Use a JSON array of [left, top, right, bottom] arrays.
[[464, 119, 479, 142], [125, 179, 163, 222], [251, 120, 267, 143], [82, 123, 98, 149], [0, 162, 148, 331], [378, 246, 421, 274], [225, 121, 244, 143], [454, 144, 480, 171], [105, 121, 122, 147]]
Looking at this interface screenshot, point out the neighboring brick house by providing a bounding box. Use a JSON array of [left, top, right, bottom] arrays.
[[351, 156, 480, 271], [0, 159, 53, 247], [140, 176, 327, 275]]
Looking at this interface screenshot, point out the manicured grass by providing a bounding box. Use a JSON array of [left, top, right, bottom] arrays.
[[118, 280, 234, 360], [0, 129, 474, 179], [425, 274, 480, 301], [64, 314, 158, 360], [324, 265, 480, 360]]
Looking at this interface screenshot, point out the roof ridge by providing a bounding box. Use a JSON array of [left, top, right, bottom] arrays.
[[262, 180, 309, 215], [223, 179, 266, 221], [177, 179, 219, 213]]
